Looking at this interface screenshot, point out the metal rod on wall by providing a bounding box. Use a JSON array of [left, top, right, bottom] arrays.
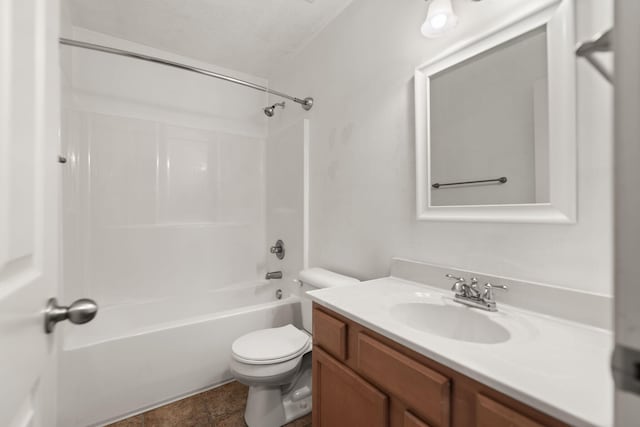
[[576, 29, 613, 84], [59, 37, 314, 111], [432, 177, 508, 189]]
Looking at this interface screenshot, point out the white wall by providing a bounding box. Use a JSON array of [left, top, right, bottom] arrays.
[[61, 28, 269, 307], [268, 0, 613, 295]]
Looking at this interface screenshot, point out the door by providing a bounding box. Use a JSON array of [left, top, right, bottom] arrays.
[[0, 0, 61, 426], [614, 0, 640, 425]]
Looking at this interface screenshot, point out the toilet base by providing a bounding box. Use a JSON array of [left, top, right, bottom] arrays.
[[282, 364, 312, 423], [244, 385, 286, 427], [243, 354, 312, 427]]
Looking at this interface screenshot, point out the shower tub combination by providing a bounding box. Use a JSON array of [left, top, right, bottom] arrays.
[[57, 281, 301, 427], [58, 29, 312, 427]]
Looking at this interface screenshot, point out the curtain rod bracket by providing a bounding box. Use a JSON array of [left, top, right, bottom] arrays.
[[300, 97, 314, 111]]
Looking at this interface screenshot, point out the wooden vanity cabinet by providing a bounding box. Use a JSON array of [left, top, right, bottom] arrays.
[[312, 304, 570, 427]]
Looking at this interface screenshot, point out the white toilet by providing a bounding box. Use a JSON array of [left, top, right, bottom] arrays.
[[229, 268, 358, 427]]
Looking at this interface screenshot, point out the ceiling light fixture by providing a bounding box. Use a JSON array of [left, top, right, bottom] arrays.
[[421, 0, 458, 38]]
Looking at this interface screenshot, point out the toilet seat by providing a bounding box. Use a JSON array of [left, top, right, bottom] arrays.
[[232, 325, 311, 365], [230, 354, 306, 386], [230, 325, 312, 386]]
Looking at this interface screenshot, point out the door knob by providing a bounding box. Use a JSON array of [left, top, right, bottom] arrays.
[[44, 297, 98, 334]]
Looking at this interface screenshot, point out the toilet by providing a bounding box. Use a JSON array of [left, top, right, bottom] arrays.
[[229, 268, 359, 427]]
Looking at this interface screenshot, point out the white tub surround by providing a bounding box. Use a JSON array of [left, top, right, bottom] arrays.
[[58, 29, 279, 427], [308, 263, 613, 427]]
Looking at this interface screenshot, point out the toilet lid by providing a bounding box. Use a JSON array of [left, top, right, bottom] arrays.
[[232, 325, 311, 365]]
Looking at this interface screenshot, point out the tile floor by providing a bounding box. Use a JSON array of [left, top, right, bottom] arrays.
[[106, 382, 312, 427]]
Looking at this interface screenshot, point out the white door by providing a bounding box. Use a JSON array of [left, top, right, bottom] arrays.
[[614, 0, 640, 425], [0, 0, 61, 426]]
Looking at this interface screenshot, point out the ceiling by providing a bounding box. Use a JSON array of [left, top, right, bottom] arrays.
[[66, 0, 354, 77]]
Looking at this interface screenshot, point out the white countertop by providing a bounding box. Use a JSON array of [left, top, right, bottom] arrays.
[[308, 277, 614, 427]]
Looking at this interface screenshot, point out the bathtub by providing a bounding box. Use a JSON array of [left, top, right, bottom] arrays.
[[57, 281, 301, 427]]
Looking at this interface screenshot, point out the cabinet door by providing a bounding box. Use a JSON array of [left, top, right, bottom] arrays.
[[313, 346, 389, 427], [357, 333, 450, 426], [404, 411, 432, 427]]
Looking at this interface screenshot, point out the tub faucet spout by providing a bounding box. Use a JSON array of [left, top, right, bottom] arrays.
[[265, 271, 283, 280]]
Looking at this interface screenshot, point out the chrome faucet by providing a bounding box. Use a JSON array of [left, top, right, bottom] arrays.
[[265, 271, 283, 280], [445, 274, 508, 312]]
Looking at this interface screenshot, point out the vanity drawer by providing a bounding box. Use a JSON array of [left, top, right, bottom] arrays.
[[356, 333, 450, 427], [476, 394, 544, 427], [313, 308, 348, 361]]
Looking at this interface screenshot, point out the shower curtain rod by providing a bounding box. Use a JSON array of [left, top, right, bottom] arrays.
[[59, 38, 314, 111]]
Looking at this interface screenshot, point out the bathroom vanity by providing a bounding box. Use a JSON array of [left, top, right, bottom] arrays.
[[308, 267, 612, 427], [312, 304, 567, 427]]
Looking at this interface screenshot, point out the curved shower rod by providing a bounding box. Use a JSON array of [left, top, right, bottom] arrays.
[[59, 38, 314, 111]]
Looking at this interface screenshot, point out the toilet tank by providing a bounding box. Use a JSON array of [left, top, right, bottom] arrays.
[[295, 268, 359, 333]]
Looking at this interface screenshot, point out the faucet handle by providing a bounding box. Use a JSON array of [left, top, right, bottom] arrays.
[[446, 274, 466, 294], [482, 283, 508, 301], [270, 240, 285, 260]]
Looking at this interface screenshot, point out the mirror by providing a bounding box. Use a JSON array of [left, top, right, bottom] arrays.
[[430, 27, 548, 207], [415, 0, 576, 223]]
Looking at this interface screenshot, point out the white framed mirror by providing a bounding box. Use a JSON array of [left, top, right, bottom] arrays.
[[415, 0, 575, 223]]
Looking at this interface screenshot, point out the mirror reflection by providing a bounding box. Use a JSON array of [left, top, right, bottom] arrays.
[[429, 27, 549, 207]]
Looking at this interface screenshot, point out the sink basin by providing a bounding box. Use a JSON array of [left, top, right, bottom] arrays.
[[390, 302, 511, 344]]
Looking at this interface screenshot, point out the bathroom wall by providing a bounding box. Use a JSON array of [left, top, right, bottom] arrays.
[[61, 28, 269, 306], [267, 0, 613, 296]]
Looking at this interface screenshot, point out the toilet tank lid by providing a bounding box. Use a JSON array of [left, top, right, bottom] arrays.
[[298, 268, 359, 289]]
